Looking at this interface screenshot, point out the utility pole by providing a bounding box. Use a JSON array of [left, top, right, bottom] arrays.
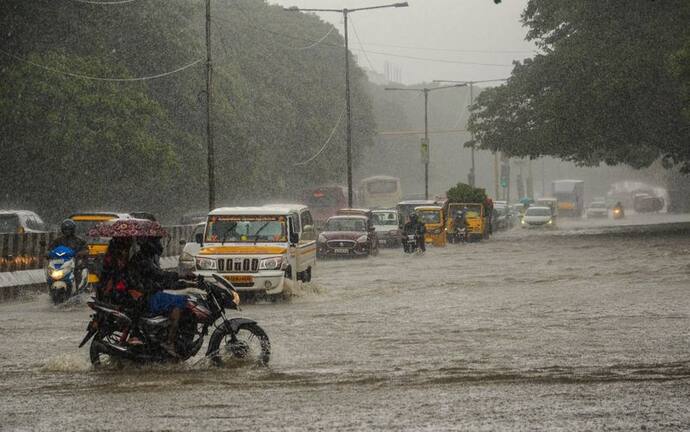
[[285, 2, 409, 207], [423, 89, 429, 200], [468, 83, 475, 186], [385, 83, 467, 199], [205, 0, 215, 210], [343, 10, 353, 207], [433, 78, 508, 190]]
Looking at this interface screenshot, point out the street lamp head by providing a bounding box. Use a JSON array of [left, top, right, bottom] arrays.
[[284, 6, 300, 12], [394, 2, 409, 7]]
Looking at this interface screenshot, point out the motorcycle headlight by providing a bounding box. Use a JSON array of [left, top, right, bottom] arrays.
[[50, 269, 65, 280], [521, 219, 526, 225], [548, 219, 553, 225], [259, 256, 283, 270], [195, 257, 217, 270], [356, 235, 368, 243]]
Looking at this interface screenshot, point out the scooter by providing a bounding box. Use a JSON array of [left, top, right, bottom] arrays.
[[46, 245, 88, 304]]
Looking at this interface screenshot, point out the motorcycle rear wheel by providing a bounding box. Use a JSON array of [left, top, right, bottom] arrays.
[[209, 322, 270, 367]]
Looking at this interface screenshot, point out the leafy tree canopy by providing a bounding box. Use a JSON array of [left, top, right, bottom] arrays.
[[0, 0, 375, 222], [468, 1, 690, 172]]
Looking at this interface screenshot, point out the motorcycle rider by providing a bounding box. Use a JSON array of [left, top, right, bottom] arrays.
[[453, 207, 468, 241], [128, 237, 188, 358], [402, 213, 426, 252], [48, 219, 89, 289], [613, 201, 625, 218]]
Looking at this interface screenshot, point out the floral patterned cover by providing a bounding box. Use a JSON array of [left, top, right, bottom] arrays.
[[88, 218, 168, 238]]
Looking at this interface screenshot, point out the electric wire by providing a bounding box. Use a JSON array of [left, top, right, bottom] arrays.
[[349, 16, 377, 72], [0, 48, 203, 82], [286, 26, 336, 50], [294, 106, 346, 166], [227, 5, 515, 67], [68, 0, 139, 4]]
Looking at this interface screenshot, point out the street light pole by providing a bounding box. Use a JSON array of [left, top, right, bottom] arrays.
[[423, 89, 429, 199], [385, 83, 467, 199], [285, 2, 408, 208], [343, 10, 353, 208], [205, 0, 215, 210]]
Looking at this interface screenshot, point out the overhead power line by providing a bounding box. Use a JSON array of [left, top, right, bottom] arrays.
[[287, 26, 336, 50], [352, 41, 536, 55], [223, 6, 516, 68], [294, 106, 346, 166], [68, 0, 139, 4], [0, 48, 202, 82], [349, 16, 377, 72]]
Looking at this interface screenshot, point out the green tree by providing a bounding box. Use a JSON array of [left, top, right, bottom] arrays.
[[468, 1, 690, 172]]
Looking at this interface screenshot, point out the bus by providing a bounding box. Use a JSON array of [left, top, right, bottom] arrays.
[[302, 186, 347, 227], [552, 180, 584, 217], [358, 176, 402, 209]]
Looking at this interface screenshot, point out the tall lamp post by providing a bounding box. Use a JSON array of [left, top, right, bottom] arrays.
[[433, 78, 507, 189], [285, 2, 409, 207], [385, 84, 467, 199]]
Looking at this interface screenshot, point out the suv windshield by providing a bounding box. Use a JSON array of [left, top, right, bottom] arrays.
[[205, 215, 287, 243], [372, 212, 397, 226], [325, 218, 367, 232], [590, 202, 606, 208], [0, 214, 19, 233]]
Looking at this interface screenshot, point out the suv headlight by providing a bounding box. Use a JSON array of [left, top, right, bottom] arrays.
[[259, 256, 284, 270], [195, 257, 217, 270], [356, 235, 368, 243], [318, 233, 327, 243], [179, 252, 194, 263]]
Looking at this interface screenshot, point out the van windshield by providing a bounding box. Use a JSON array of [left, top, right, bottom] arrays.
[[372, 212, 397, 226], [205, 215, 287, 243], [0, 214, 19, 233]]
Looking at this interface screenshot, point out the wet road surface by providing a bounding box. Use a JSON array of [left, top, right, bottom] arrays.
[[1, 214, 690, 431]]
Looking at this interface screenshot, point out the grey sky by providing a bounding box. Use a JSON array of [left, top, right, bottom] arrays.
[[269, 0, 536, 84]]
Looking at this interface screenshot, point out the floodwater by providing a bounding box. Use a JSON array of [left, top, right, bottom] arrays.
[[1, 214, 690, 431]]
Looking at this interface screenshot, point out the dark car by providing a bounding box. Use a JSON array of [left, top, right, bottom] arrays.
[[317, 215, 379, 258]]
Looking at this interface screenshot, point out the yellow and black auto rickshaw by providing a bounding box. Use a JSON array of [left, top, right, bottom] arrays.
[[415, 205, 446, 247], [69, 212, 130, 285]]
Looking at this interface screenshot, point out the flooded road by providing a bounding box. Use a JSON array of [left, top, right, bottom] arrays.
[[2, 214, 690, 431]]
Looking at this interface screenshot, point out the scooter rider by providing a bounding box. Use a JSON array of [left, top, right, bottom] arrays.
[[48, 219, 89, 288], [403, 213, 426, 252]]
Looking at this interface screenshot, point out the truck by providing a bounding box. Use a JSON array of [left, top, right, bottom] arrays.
[[552, 180, 584, 217]]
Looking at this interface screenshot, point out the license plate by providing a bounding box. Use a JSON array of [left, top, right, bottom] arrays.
[[334, 248, 350, 254], [225, 275, 254, 283]]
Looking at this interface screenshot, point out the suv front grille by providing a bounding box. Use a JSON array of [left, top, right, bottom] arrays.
[[217, 258, 259, 273]]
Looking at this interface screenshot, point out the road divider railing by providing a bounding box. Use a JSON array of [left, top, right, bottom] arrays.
[[0, 225, 195, 273]]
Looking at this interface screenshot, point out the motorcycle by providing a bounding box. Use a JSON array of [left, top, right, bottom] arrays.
[[79, 274, 271, 367], [448, 222, 467, 244], [402, 234, 421, 254], [46, 245, 88, 304]]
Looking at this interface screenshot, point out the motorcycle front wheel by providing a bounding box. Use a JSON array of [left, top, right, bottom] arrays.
[[208, 322, 270, 367], [89, 334, 123, 368]]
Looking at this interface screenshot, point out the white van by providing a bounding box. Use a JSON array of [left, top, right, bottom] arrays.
[[194, 206, 316, 296]]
